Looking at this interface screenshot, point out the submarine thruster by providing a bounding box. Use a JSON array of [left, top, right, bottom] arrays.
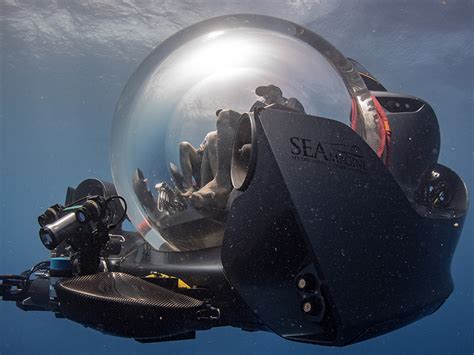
[[0, 14, 469, 346]]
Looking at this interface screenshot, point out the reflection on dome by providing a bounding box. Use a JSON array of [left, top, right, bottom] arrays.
[[111, 15, 355, 251]]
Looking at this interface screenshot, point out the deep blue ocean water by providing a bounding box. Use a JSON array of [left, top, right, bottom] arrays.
[[1, 1, 472, 354]]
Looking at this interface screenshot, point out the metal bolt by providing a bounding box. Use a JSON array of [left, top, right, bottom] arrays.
[[302, 301, 312, 314], [297, 278, 307, 290]]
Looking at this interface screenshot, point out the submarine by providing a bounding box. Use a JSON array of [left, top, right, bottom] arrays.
[[0, 14, 469, 346]]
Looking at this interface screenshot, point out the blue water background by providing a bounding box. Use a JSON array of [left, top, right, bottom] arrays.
[[1, 1, 472, 354]]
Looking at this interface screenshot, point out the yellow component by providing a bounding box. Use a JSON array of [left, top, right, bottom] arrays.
[[145, 272, 191, 289], [177, 279, 191, 289]]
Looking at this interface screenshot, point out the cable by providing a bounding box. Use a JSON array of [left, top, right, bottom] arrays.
[[105, 195, 128, 230], [21, 260, 50, 282]]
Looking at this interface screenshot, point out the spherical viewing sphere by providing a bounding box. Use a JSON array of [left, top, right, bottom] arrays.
[[111, 14, 365, 251]]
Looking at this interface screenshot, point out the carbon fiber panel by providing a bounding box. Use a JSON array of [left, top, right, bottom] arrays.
[[56, 272, 207, 339]]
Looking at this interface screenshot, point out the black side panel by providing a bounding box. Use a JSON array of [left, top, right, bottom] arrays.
[[222, 108, 465, 346], [223, 111, 336, 342], [374, 91, 440, 198], [56, 272, 209, 339]]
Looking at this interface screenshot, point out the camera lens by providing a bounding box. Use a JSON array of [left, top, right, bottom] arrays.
[[38, 214, 49, 227], [76, 210, 88, 223], [38, 212, 80, 250], [39, 228, 56, 250], [76, 200, 101, 224], [38, 205, 62, 227]]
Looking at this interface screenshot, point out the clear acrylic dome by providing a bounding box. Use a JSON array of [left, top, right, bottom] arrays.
[[111, 14, 370, 252]]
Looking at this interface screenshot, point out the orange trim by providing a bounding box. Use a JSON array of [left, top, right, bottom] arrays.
[[350, 98, 358, 131], [351, 96, 391, 166], [371, 95, 392, 166], [137, 218, 152, 235]]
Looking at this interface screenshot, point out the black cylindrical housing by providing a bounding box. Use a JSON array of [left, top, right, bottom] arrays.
[[39, 212, 80, 250]]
